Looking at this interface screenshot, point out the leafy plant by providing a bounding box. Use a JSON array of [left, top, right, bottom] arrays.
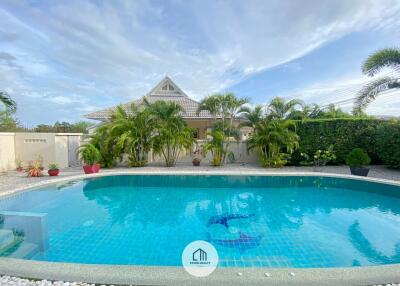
[[27, 158, 43, 177], [147, 100, 195, 167], [346, 148, 371, 167], [91, 124, 121, 168], [48, 163, 59, 170], [247, 119, 299, 168], [109, 104, 154, 167], [313, 145, 336, 167], [198, 93, 247, 166], [15, 157, 23, 171], [376, 122, 400, 169], [78, 143, 101, 165]]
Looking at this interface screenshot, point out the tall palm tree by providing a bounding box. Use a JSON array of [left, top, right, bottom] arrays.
[[109, 104, 155, 167], [354, 48, 400, 114], [147, 100, 195, 167], [197, 92, 248, 165], [0, 91, 16, 113], [267, 97, 304, 120]]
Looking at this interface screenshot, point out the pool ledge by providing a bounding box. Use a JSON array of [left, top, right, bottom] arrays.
[[0, 258, 400, 286]]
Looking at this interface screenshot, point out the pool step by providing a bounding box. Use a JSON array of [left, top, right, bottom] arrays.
[[0, 229, 14, 248], [9, 242, 39, 259]]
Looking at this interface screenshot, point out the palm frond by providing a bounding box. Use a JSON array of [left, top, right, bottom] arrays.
[[354, 77, 400, 114], [362, 48, 400, 76]]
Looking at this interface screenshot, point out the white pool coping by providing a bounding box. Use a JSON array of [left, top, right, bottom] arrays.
[[1, 170, 400, 286]]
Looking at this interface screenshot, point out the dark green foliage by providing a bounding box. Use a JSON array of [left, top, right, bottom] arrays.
[[78, 143, 101, 165], [376, 122, 400, 169], [292, 118, 386, 165], [345, 148, 371, 166]]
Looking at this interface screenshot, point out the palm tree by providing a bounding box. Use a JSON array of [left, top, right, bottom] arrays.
[[354, 48, 400, 114], [267, 97, 304, 120], [109, 104, 154, 167], [197, 92, 248, 165], [90, 123, 121, 168], [147, 100, 195, 167], [247, 119, 299, 167], [239, 105, 264, 128], [0, 91, 16, 113]]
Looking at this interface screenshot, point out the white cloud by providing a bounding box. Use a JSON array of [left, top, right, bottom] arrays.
[[0, 0, 399, 123]]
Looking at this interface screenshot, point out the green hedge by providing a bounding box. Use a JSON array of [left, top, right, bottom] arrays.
[[376, 122, 400, 169], [291, 118, 391, 165]]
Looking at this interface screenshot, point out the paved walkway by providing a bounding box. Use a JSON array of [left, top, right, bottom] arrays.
[[1, 164, 399, 194]]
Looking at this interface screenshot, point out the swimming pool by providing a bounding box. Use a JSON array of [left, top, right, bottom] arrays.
[[0, 174, 399, 268]]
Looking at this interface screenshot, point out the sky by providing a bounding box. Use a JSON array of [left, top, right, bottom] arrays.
[[0, 0, 399, 125]]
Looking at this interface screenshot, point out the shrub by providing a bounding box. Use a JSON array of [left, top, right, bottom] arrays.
[[345, 148, 371, 166], [292, 118, 383, 165], [376, 122, 400, 169], [78, 144, 101, 165]]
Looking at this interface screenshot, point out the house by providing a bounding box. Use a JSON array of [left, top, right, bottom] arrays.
[[86, 76, 225, 139]]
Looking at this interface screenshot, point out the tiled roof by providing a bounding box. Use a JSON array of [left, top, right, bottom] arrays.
[[85, 77, 214, 120]]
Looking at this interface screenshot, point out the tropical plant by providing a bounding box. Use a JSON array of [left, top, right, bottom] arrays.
[[197, 93, 248, 166], [109, 104, 154, 167], [27, 158, 43, 177], [267, 97, 304, 120], [90, 124, 121, 168], [48, 163, 59, 170], [345, 148, 371, 167], [78, 143, 101, 166], [313, 145, 336, 167], [147, 100, 195, 167], [239, 105, 264, 128], [0, 91, 16, 113], [354, 48, 400, 114], [247, 119, 299, 167]]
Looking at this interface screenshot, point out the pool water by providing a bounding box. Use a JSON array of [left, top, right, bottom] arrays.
[[0, 175, 400, 268]]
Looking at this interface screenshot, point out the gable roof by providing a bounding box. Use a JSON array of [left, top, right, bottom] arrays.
[[85, 76, 213, 120]]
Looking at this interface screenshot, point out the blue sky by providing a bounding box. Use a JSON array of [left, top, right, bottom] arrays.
[[0, 0, 399, 125]]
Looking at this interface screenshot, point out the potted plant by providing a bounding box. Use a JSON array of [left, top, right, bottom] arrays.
[[346, 148, 371, 176], [27, 159, 43, 177], [48, 163, 60, 176], [15, 157, 24, 172], [192, 147, 202, 166], [78, 143, 101, 174], [312, 145, 336, 172]]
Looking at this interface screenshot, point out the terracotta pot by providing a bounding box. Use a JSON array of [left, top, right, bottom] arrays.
[[192, 159, 201, 166], [48, 169, 60, 176], [83, 164, 101, 174]]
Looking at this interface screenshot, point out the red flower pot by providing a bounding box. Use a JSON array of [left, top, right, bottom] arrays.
[[83, 164, 100, 174], [48, 169, 60, 176]]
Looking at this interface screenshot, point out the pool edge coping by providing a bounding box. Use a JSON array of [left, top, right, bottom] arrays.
[[1, 170, 400, 285], [0, 258, 400, 286]]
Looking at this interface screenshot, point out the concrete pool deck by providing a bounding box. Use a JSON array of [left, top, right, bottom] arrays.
[[0, 164, 400, 285]]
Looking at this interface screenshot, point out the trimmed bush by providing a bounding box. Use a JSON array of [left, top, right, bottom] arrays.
[[345, 148, 371, 166], [376, 122, 400, 169], [292, 118, 385, 165]]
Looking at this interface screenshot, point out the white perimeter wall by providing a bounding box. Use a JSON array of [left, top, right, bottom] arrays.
[[0, 132, 82, 172]]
